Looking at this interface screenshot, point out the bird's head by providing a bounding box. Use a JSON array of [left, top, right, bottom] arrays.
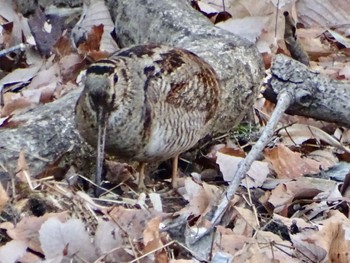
[[84, 61, 119, 113], [81, 61, 121, 194]]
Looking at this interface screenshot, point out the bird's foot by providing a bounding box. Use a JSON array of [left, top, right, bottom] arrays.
[[137, 180, 148, 193], [171, 177, 179, 189]]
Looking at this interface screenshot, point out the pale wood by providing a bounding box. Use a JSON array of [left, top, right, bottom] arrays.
[[264, 55, 350, 128], [1, 0, 263, 179]]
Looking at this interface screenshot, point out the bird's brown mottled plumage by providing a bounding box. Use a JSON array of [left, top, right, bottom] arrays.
[[75, 44, 220, 190]]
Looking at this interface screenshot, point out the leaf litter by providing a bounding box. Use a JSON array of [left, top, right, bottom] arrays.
[[0, 0, 350, 262]]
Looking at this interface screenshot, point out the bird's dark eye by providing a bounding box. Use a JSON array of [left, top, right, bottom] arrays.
[[113, 74, 118, 83]]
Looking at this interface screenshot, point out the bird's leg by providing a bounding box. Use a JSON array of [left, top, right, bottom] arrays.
[[171, 154, 179, 188], [138, 162, 147, 191]]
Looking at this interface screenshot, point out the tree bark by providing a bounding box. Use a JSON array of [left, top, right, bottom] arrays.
[[264, 55, 350, 128], [0, 88, 94, 176], [106, 0, 264, 133], [0, 0, 263, 176]]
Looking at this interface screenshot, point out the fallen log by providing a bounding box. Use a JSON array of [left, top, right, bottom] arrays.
[[264, 54, 350, 128], [0, 0, 263, 178]]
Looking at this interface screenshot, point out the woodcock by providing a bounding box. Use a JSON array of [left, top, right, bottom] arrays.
[[75, 44, 220, 191]]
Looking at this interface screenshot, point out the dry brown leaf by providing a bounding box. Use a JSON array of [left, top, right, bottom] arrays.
[[0, 0, 33, 44], [216, 16, 269, 43], [213, 226, 251, 256], [15, 150, 30, 184], [105, 160, 135, 185], [0, 22, 14, 50], [53, 81, 79, 99], [143, 217, 164, 254], [255, 230, 296, 262], [295, 200, 338, 222], [0, 116, 11, 127], [201, 0, 293, 55], [0, 182, 9, 212], [94, 219, 123, 252], [296, 28, 333, 59], [290, 210, 350, 262], [169, 260, 196, 263], [290, 231, 332, 263], [206, 143, 226, 159], [216, 152, 269, 188], [267, 183, 294, 215], [1, 212, 68, 241], [178, 178, 221, 216], [297, 0, 350, 32], [196, 2, 219, 13], [0, 240, 28, 263], [73, 0, 118, 53], [233, 242, 276, 263], [108, 206, 163, 240], [53, 35, 73, 57], [39, 218, 98, 261], [339, 128, 350, 145], [177, 178, 210, 216], [315, 55, 350, 79], [26, 63, 60, 90], [1, 92, 37, 117], [58, 53, 85, 83], [301, 177, 338, 197], [28, 8, 64, 56], [218, 147, 246, 158], [233, 206, 258, 236], [94, 219, 134, 262], [264, 144, 322, 179], [327, 29, 350, 48], [268, 177, 339, 215], [154, 250, 170, 263], [0, 64, 42, 87], [339, 64, 350, 80], [327, 211, 350, 262], [77, 24, 104, 54], [278, 123, 350, 153], [308, 149, 338, 168], [1, 211, 69, 256], [273, 213, 313, 229]]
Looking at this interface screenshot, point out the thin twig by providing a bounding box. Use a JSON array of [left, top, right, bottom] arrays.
[[107, 210, 141, 261], [0, 43, 26, 57], [93, 245, 127, 262], [241, 182, 260, 228], [190, 91, 293, 243], [0, 163, 7, 173], [128, 239, 208, 263]]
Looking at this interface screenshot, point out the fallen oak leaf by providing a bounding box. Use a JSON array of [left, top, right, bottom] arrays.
[[0, 240, 28, 263], [264, 144, 324, 179], [216, 151, 269, 188], [39, 218, 98, 261], [278, 123, 350, 154]]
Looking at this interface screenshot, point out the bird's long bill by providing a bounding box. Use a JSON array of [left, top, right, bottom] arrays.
[[95, 107, 107, 195]]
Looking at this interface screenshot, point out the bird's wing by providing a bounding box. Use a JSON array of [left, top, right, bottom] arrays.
[[143, 46, 220, 123]]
